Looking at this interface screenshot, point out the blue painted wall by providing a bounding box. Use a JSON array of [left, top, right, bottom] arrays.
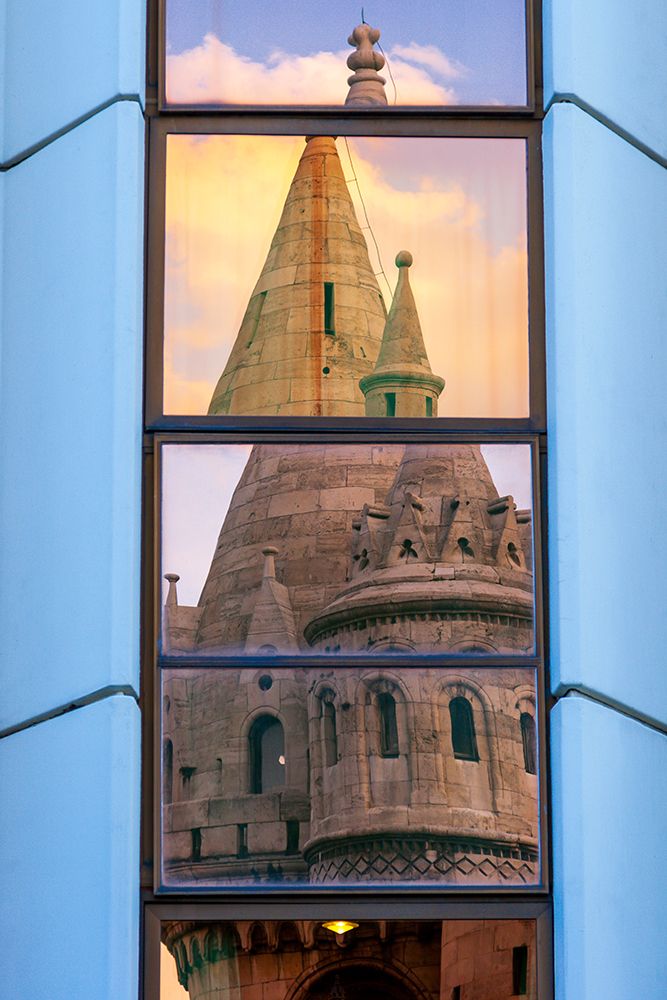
[[544, 2, 667, 997], [0, 1, 145, 997]]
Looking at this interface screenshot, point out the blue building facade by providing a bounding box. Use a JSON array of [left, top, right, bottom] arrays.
[[1, 2, 666, 996]]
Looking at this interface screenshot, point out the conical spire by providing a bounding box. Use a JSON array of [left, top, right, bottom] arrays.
[[360, 252, 445, 417], [208, 136, 388, 417], [345, 23, 388, 107]]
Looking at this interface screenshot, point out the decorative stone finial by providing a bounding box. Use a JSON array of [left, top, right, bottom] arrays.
[[396, 250, 413, 268], [345, 23, 388, 107], [164, 573, 180, 607], [262, 546, 279, 579]]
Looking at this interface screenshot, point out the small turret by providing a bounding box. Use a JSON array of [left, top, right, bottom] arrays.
[[360, 251, 445, 417]]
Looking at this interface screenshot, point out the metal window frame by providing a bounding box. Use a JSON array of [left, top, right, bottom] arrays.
[[144, 116, 546, 432], [153, 0, 542, 114], [143, 899, 553, 1000], [146, 432, 551, 898], [142, 0, 552, 994]]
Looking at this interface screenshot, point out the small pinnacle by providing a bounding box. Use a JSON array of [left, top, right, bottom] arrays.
[[395, 250, 413, 268], [262, 546, 279, 579], [164, 573, 180, 607]]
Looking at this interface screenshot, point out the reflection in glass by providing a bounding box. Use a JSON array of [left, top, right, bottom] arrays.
[[249, 715, 286, 793], [165, 2, 528, 107], [160, 666, 539, 888], [449, 696, 479, 761], [160, 919, 538, 998], [161, 443, 535, 657], [521, 711, 537, 774], [163, 135, 529, 418]]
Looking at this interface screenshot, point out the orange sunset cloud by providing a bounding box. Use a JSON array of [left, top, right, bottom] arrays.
[[163, 134, 529, 417]]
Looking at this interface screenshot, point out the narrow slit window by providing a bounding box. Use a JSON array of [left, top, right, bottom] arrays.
[[322, 694, 338, 766], [450, 697, 479, 761], [324, 282, 335, 335], [191, 827, 202, 861], [163, 739, 173, 805], [237, 823, 248, 858], [378, 691, 399, 757], [520, 712, 537, 774], [384, 391, 396, 416], [286, 819, 300, 854], [425, 396, 433, 417], [512, 945, 528, 995]]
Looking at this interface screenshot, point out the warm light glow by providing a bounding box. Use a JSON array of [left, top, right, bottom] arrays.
[[163, 134, 529, 418], [322, 920, 359, 936]]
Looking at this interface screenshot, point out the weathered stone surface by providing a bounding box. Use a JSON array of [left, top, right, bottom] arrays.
[[163, 918, 537, 999], [208, 137, 386, 417], [162, 665, 538, 887]]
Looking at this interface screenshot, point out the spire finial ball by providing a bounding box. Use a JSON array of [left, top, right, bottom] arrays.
[[396, 250, 413, 268]]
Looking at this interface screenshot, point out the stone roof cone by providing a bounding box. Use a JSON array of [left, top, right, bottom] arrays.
[[208, 136, 388, 417], [189, 443, 405, 654], [360, 252, 445, 417]]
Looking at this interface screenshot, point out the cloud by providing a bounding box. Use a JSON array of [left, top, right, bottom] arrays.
[[163, 134, 529, 418], [389, 42, 468, 80], [166, 33, 458, 106]]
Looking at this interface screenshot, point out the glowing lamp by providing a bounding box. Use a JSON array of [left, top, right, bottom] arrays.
[[322, 920, 359, 936]]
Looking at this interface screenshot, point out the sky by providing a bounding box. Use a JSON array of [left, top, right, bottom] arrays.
[[166, 0, 527, 106], [161, 943, 186, 998], [161, 443, 533, 607], [164, 134, 529, 418]]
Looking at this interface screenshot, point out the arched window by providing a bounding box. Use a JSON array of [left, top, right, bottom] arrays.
[[377, 691, 399, 757], [249, 715, 286, 793], [163, 739, 173, 804], [449, 697, 479, 761], [520, 712, 537, 774], [320, 691, 338, 766]]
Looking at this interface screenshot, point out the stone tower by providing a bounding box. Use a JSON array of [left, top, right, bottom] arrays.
[[360, 251, 446, 417], [207, 135, 389, 417], [162, 22, 537, 893]]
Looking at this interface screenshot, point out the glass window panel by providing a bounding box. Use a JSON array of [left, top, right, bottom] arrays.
[[163, 135, 529, 418], [161, 443, 535, 656], [160, 665, 540, 888], [160, 918, 538, 996], [165, 1, 528, 107]]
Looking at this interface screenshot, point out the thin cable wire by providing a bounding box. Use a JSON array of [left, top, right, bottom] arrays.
[[342, 137, 393, 301], [377, 41, 398, 106]]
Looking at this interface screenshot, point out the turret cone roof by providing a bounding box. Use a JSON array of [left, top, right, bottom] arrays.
[[208, 136, 388, 417]]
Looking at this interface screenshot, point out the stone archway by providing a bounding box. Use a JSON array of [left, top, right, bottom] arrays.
[[297, 963, 425, 1000]]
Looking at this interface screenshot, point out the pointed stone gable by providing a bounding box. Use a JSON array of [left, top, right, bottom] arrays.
[[304, 444, 534, 654], [244, 547, 299, 653], [208, 136, 388, 417]]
